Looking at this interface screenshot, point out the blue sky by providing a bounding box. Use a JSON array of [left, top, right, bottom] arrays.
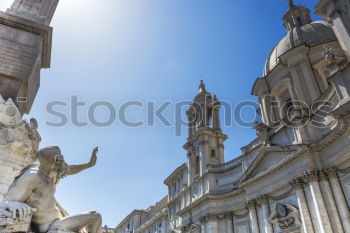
[[0, 0, 321, 227]]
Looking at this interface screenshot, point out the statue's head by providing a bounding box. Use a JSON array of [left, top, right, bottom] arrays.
[[37, 146, 68, 178]]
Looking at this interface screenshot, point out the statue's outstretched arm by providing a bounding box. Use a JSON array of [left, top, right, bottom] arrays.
[[66, 147, 98, 176]]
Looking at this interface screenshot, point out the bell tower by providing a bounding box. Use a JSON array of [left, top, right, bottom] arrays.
[[183, 81, 227, 185]]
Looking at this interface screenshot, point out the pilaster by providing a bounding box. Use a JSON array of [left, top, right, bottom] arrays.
[[257, 195, 273, 233], [247, 200, 260, 233], [327, 167, 350, 233], [290, 178, 315, 233], [319, 169, 344, 233], [303, 169, 334, 233]]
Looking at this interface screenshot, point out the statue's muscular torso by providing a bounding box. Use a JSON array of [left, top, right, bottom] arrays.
[[6, 167, 61, 227]]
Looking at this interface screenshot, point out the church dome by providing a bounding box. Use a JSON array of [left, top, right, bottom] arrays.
[[263, 21, 337, 76]]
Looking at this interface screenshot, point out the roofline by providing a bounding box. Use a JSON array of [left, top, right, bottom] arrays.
[[251, 77, 266, 96], [164, 163, 187, 185], [114, 209, 146, 230]]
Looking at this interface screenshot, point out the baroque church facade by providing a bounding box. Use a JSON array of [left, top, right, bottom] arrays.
[[112, 0, 350, 233]]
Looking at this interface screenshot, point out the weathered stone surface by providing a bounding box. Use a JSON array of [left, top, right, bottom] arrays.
[[8, 0, 59, 25], [0, 2, 54, 114], [0, 211, 32, 233], [0, 96, 40, 201], [47, 230, 76, 233]]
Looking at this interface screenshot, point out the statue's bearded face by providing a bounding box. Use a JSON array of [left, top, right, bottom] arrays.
[[53, 154, 68, 179]]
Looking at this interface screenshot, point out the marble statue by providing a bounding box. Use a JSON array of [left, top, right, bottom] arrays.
[[0, 146, 102, 233], [268, 203, 301, 231]]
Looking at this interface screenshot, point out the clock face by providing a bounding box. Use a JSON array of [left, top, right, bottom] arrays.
[[276, 203, 287, 217]]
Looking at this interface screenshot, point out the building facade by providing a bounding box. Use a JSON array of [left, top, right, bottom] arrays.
[[113, 1, 350, 233]]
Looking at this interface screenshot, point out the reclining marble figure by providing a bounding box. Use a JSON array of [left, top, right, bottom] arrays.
[[0, 146, 102, 233]]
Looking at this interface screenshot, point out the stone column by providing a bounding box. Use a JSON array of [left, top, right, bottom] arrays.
[[226, 213, 233, 233], [203, 215, 218, 233], [257, 196, 273, 233], [200, 216, 208, 233], [290, 178, 315, 233], [161, 218, 167, 233], [329, 9, 350, 61], [304, 170, 334, 233], [188, 121, 194, 138], [213, 106, 221, 130], [319, 170, 344, 233], [327, 167, 350, 233], [247, 200, 260, 233]]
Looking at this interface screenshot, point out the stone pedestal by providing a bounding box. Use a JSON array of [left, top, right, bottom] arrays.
[[0, 211, 32, 233]]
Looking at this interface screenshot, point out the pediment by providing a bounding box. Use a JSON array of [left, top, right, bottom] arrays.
[[239, 146, 298, 184]]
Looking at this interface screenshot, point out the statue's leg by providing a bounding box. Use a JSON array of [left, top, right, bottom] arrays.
[[50, 211, 102, 233]]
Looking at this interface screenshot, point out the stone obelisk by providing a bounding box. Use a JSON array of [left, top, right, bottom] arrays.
[[0, 0, 59, 200]]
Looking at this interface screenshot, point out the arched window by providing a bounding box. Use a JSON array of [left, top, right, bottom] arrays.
[[271, 78, 295, 121]]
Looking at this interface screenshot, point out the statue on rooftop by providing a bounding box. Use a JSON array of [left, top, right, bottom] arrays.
[[0, 146, 102, 233]]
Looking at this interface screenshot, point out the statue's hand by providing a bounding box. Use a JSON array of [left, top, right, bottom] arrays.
[[0, 201, 36, 221], [89, 146, 98, 167]]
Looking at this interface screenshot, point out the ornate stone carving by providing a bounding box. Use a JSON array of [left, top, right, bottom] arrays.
[[302, 169, 319, 182], [256, 195, 269, 205], [199, 215, 208, 224], [246, 199, 257, 209], [324, 166, 339, 179], [0, 97, 42, 200], [290, 178, 304, 190], [254, 122, 270, 146], [25, 118, 41, 154], [268, 203, 301, 232], [322, 46, 337, 64], [0, 201, 33, 232]]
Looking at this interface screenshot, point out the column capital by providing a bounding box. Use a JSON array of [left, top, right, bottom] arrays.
[[290, 177, 304, 189], [303, 169, 319, 182], [256, 195, 269, 205], [199, 215, 208, 223], [246, 199, 257, 209], [325, 166, 339, 179], [329, 9, 342, 20], [225, 211, 233, 218], [318, 169, 329, 181]]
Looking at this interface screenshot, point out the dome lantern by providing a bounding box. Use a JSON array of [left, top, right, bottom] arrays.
[[283, 1, 312, 31]]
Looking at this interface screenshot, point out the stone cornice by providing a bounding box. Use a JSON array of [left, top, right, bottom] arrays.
[[176, 187, 244, 217]]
